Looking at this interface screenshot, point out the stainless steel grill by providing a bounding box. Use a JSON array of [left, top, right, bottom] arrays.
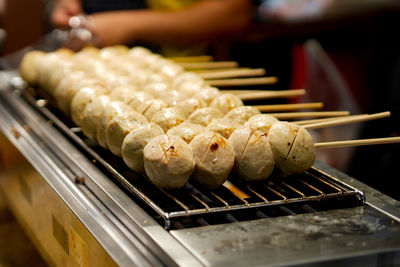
[[20, 86, 365, 230], [3, 73, 400, 267]]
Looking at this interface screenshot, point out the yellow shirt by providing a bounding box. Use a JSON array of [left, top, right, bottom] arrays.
[[146, 0, 197, 10], [145, 0, 207, 57]]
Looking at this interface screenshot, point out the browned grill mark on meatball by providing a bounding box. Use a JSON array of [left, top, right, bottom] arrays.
[[285, 127, 299, 160]]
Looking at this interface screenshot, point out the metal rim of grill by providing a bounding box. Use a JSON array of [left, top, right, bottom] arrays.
[[20, 86, 365, 230]]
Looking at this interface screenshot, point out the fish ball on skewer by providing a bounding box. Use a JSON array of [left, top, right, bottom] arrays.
[[70, 84, 108, 126], [229, 125, 274, 182], [177, 79, 205, 97], [106, 108, 148, 157], [172, 72, 205, 89], [193, 86, 220, 106], [137, 99, 169, 120], [224, 106, 261, 125], [128, 46, 153, 60], [109, 85, 140, 103], [143, 82, 170, 98], [158, 61, 185, 81], [122, 123, 164, 174], [188, 107, 224, 126], [144, 135, 195, 190], [81, 95, 111, 139], [19, 50, 46, 85], [159, 90, 187, 106], [206, 118, 242, 139], [209, 93, 244, 114], [127, 91, 154, 109], [97, 101, 130, 149], [175, 98, 206, 119], [53, 71, 88, 115], [267, 121, 315, 176], [245, 114, 279, 135], [150, 107, 186, 132], [167, 122, 206, 144], [190, 131, 235, 189]]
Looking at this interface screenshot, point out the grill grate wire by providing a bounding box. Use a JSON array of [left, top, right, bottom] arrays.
[[21, 88, 365, 230]]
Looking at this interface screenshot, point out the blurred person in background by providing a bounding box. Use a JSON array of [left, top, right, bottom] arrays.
[[50, 0, 252, 56]]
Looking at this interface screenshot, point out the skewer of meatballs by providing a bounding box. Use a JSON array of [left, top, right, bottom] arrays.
[[19, 46, 400, 191]]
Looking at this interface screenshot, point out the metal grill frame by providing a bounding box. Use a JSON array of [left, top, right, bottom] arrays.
[[20, 86, 365, 230]]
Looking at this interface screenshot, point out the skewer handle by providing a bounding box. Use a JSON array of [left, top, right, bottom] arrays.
[[237, 89, 305, 100], [268, 111, 350, 119], [304, 112, 391, 130], [200, 68, 266, 79], [179, 61, 239, 69], [315, 136, 400, 149], [293, 116, 349, 126], [254, 102, 323, 112], [169, 55, 213, 62], [208, 77, 278, 87], [193, 67, 250, 74]]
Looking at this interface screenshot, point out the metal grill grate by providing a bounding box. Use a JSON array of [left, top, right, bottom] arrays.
[[21, 88, 365, 230]]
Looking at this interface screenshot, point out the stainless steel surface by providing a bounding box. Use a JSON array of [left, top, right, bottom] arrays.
[[0, 71, 203, 266], [2, 70, 400, 266]]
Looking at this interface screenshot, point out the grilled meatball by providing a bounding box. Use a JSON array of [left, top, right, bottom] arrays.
[[81, 95, 111, 139], [137, 99, 169, 121], [122, 123, 164, 174], [144, 135, 195, 190], [188, 107, 224, 126], [106, 108, 148, 156], [224, 106, 261, 125], [143, 82, 170, 98], [209, 93, 243, 114], [167, 122, 206, 144], [245, 114, 279, 135], [19, 50, 47, 85], [175, 98, 206, 119], [268, 122, 315, 176], [177, 79, 205, 98], [70, 84, 108, 126], [150, 107, 185, 132], [190, 131, 235, 189], [109, 85, 139, 103], [53, 71, 88, 115], [127, 91, 154, 109], [193, 86, 220, 106], [159, 90, 186, 106], [158, 61, 185, 81], [172, 72, 204, 89], [229, 125, 274, 182], [206, 118, 242, 139], [97, 101, 129, 149]]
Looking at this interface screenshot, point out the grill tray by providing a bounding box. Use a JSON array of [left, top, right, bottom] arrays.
[[21, 86, 365, 230]]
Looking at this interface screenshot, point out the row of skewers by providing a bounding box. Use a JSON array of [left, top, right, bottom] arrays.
[[19, 45, 400, 190]]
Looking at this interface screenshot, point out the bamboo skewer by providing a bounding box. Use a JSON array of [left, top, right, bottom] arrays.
[[293, 116, 351, 125], [208, 77, 278, 87], [169, 55, 214, 62], [254, 102, 323, 112], [179, 61, 239, 69], [315, 137, 400, 149], [236, 89, 305, 100], [193, 67, 251, 74], [199, 68, 266, 79], [304, 112, 391, 130], [223, 89, 265, 94], [268, 111, 350, 120]]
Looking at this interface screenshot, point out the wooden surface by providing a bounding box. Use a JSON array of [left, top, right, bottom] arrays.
[[0, 133, 117, 267], [0, 192, 47, 267]]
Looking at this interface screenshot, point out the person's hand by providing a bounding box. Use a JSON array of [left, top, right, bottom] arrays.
[[85, 12, 134, 47], [51, 0, 83, 28]]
